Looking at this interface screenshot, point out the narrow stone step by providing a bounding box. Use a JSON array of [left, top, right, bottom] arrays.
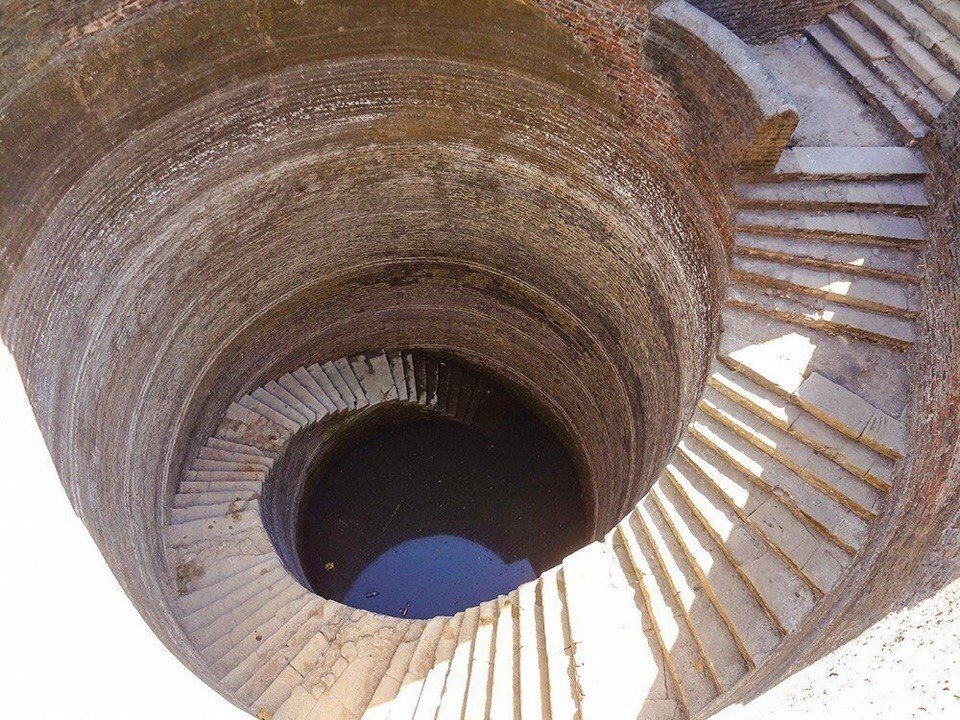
[[236, 394, 303, 434], [709, 361, 895, 490], [176, 556, 278, 614], [278, 370, 335, 418], [304, 617, 410, 720], [412, 613, 463, 720], [351, 351, 400, 405], [646, 486, 785, 665], [689, 411, 868, 554], [198, 444, 275, 468], [826, 9, 945, 122], [436, 605, 479, 720], [726, 282, 916, 349], [170, 530, 275, 595], [806, 22, 930, 143], [794, 372, 906, 459], [463, 600, 498, 720], [563, 541, 680, 720], [700, 386, 886, 518], [737, 180, 928, 214], [425, 357, 440, 407], [306, 363, 352, 411], [173, 488, 261, 510], [731, 255, 920, 318], [517, 579, 549, 720], [772, 146, 927, 180], [719, 305, 910, 418], [620, 509, 729, 711], [662, 465, 819, 633], [734, 231, 922, 283], [183, 563, 288, 634], [191, 456, 272, 474], [736, 208, 926, 244], [170, 498, 260, 526], [333, 357, 369, 408], [413, 354, 428, 405], [197, 579, 306, 658], [540, 568, 579, 720], [401, 352, 419, 402], [163, 502, 263, 548], [183, 468, 268, 484], [217, 402, 292, 452], [677, 437, 849, 595], [489, 594, 518, 720], [388, 616, 448, 720], [915, 0, 960, 38], [262, 380, 317, 425], [250, 386, 311, 427], [237, 604, 350, 707], [360, 622, 425, 720], [385, 350, 409, 403], [205, 436, 276, 460], [868, 0, 960, 81]]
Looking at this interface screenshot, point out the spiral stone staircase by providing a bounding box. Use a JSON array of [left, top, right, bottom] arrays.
[[2, 0, 959, 718]]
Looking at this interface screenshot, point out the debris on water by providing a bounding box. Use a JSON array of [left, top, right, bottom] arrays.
[[400, 603, 410, 618], [324, 561, 335, 571], [365, 590, 379, 598]]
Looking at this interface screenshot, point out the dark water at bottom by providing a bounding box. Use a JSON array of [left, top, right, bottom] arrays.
[[298, 404, 588, 619]]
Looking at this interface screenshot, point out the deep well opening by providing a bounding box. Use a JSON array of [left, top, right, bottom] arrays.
[[290, 372, 589, 619]]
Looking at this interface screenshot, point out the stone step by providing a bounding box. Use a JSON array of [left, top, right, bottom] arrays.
[[174, 487, 261, 509], [436, 605, 479, 720], [386, 350, 410, 403], [517, 580, 548, 720], [622, 509, 733, 707], [563, 541, 679, 720], [700, 386, 885, 519], [217, 402, 293, 452], [251, 385, 312, 427], [401, 351, 419, 402], [736, 180, 928, 214], [169, 529, 274, 595], [867, 0, 960, 81], [333, 357, 369, 408], [305, 363, 352, 411], [826, 9, 945, 122], [772, 146, 927, 180], [413, 355, 428, 405], [262, 380, 318, 425], [719, 305, 909, 418], [412, 613, 464, 720], [176, 555, 278, 615], [237, 393, 303, 433], [734, 231, 922, 283], [540, 568, 579, 720], [689, 410, 868, 554], [915, 0, 960, 37], [462, 599, 498, 720], [425, 357, 440, 407], [360, 622, 425, 720], [351, 351, 401, 405], [726, 281, 916, 349], [794, 372, 906, 459], [646, 486, 785, 665], [205, 436, 277, 460], [677, 437, 849, 595], [182, 564, 288, 634], [237, 603, 349, 708], [731, 255, 920, 318], [278, 370, 337, 418], [805, 22, 930, 143], [709, 361, 895, 490], [488, 594, 518, 720], [163, 501, 263, 548], [387, 615, 448, 720], [736, 208, 926, 244], [170, 497, 260, 525], [662, 464, 819, 633]]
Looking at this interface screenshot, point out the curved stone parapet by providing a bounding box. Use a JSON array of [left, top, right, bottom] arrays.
[[645, 0, 800, 176]]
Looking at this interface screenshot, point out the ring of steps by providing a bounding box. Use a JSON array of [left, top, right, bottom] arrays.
[[161, 145, 924, 720]]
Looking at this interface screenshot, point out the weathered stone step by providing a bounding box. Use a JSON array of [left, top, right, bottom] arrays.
[[563, 541, 679, 719], [387, 615, 448, 720], [177, 555, 279, 615], [333, 357, 369, 409], [360, 622, 426, 720], [239, 603, 349, 709], [772, 146, 927, 180], [385, 350, 410, 403], [719, 305, 909, 418], [736, 208, 926, 244], [663, 462, 821, 633], [915, 0, 960, 38], [182, 563, 287, 634], [644, 486, 784, 668], [734, 231, 922, 282], [173, 488, 261, 508], [825, 9, 945, 122], [204, 436, 277, 460], [863, 0, 960, 83], [517, 580, 548, 720], [540, 568, 579, 720], [736, 180, 928, 214], [412, 612, 464, 720], [163, 502, 262, 548], [305, 363, 353, 411], [277, 370, 337, 418], [620, 510, 721, 716], [731, 255, 920, 318], [462, 600, 498, 720], [709, 361, 895, 490], [677, 437, 849, 595], [726, 282, 916, 349], [488, 594, 517, 720], [806, 22, 929, 143], [436, 605, 478, 720], [689, 410, 868, 554], [170, 498, 261, 526]]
